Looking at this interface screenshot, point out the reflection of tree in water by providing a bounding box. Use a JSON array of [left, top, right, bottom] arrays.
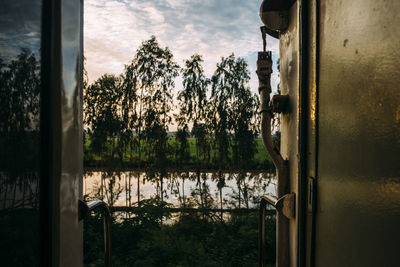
[[0, 48, 41, 266], [0, 48, 40, 210], [84, 170, 275, 214], [85, 171, 124, 207]]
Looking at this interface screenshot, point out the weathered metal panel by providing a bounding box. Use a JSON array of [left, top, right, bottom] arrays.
[[304, 1, 318, 266], [58, 0, 84, 266], [280, 1, 301, 266], [315, 0, 400, 266]]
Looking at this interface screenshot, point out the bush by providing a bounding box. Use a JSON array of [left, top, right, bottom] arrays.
[[84, 200, 275, 267]]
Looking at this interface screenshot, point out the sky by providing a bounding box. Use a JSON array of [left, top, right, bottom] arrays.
[[84, 0, 280, 96], [0, 1, 41, 61]]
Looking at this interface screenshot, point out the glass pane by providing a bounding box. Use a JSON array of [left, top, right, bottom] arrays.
[[0, 1, 42, 266]]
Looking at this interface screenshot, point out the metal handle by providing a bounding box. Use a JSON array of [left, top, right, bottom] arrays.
[[262, 194, 295, 219], [79, 200, 112, 267], [258, 196, 271, 267], [258, 194, 295, 267]]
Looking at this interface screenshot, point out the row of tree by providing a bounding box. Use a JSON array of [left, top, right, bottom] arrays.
[[84, 36, 262, 172]]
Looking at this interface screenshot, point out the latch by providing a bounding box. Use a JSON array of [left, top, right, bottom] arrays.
[[262, 193, 296, 219]]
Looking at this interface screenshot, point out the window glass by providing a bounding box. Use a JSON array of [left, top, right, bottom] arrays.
[[0, 1, 42, 266]]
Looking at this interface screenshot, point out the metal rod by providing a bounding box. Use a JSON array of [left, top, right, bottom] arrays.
[[80, 200, 112, 267], [87, 200, 112, 267], [257, 46, 290, 267]]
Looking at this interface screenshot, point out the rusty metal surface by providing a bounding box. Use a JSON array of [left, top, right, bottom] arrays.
[[279, 1, 300, 266], [304, 1, 318, 266], [257, 27, 291, 266], [315, 0, 400, 266]]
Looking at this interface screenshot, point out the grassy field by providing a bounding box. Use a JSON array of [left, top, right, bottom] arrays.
[[84, 137, 273, 170], [185, 138, 270, 164]]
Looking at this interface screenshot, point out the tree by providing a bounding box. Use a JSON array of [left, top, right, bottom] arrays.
[[180, 54, 211, 164], [209, 54, 237, 168], [84, 74, 124, 163], [210, 54, 259, 207], [0, 48, 41, 209], [209, 54, 237, 212], [230, 58, 259, 207], [127, 36, 179, 200], [0, 48, 40, 175], [177, 54, 211, 205], [121, 62, 138, 207]]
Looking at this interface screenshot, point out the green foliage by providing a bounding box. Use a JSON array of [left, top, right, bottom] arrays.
[[82, 40, 276, 266], [84, 137, 272, 170], [84, 206, 275, 267], [131, 36, 179, 166], [177, 54, 210, 167], [209, 54, 260, 170], [84, 74, 125, 162], [83, 36, 273, 172], [179, 54, 209, 123]]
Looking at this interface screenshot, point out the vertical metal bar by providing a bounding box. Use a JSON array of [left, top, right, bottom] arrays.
[[298, 0, 310, 266], [258, 199, 267, 267], [104, 211, 112, 267], [40, 0, 62, 265], [84, 200, 112, 267], [309, 1, 320, 266], [257, 47, 290, 267]]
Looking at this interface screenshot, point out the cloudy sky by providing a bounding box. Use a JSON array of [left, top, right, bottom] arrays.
[[84, 0, 280, 95], [0, 1, 41, 61]]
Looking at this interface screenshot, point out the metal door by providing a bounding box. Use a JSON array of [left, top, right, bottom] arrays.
[[262, 0, 400, 266], [302, 0, 400, 266]]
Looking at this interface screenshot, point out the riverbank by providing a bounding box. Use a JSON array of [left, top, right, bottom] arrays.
[[84, 138, 274, 171]]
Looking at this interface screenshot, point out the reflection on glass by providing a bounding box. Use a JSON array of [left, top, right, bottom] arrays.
[[0, 1, 41, 266]]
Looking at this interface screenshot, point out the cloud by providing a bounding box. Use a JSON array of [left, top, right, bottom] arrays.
[[0, 0, 41, 60], [84, 0, 280, 95]]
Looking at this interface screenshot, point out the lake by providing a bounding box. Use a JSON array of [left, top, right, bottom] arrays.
[[84, 171, 276, 209]]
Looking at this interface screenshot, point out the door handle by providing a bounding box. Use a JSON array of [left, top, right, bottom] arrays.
[[258, 193, 295, 267], [261, 194, 295, 220], [79, 200, 112, 267]]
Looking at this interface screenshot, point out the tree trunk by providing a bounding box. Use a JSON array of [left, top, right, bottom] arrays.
[[137, 171, 140, 203], [238, 174, 241, 208], [125, 173, 128, 218], [182, 175, 185, 207], [161, 174, 164, 201], [197, 171, 203, 209], [220, 186, 223, 222]]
